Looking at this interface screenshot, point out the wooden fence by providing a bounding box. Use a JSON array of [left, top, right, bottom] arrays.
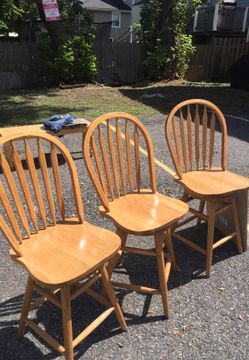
[[1, 37, 249, 88], [0, 41, 144, 88], [187, 36, 249, 81], [0, 41, 34, 89], [94, 42, 145, 84]]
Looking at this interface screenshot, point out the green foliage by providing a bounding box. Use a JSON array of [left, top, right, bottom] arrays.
[[36, 4, 97, 84], [54, 35, 97, 83], [175, 33, 195, 78], [174, 0, 201, 78], [139, 0, 168, 78], [139, 0, 201, 79], [0, 0, 97, 84], [0, 0, 37, 35], [36, 33, 57, 82]]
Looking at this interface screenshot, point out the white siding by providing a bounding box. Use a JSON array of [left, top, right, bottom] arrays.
[[209, 0, 249, 5]]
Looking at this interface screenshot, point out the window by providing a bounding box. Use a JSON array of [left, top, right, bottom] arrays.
[[112, 12, 121, 28]]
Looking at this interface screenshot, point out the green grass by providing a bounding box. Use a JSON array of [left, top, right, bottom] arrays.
[[0, 81, 249, 126]]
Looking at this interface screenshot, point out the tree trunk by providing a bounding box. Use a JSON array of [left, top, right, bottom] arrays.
[[36, 2, 70, 44], [158, 0, 176, 77]]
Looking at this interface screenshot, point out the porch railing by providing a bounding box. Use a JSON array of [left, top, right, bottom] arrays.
[[193, 4, 249, 32]]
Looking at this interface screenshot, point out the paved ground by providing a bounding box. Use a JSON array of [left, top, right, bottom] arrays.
[[0, 110, 249, 359]]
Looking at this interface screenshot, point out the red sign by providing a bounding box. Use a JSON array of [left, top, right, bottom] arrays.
[[42, 0, 61, 21]]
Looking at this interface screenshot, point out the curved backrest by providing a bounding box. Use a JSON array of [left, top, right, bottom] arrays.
[[165, 99, 227, 179], [84, 112, 157, 211], [0, 132, 84, 257]]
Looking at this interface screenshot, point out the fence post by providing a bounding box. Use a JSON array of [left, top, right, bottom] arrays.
[[242, 7, 249, 32], [213, 4, 219, 31], [130, 25, 133, 43], [193, 8, 199, 31]]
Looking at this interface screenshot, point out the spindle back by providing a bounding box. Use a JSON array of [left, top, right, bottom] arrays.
[[0, 132, 84, 257], [84, 112, 157, 211], [165, 99, 227, 179]]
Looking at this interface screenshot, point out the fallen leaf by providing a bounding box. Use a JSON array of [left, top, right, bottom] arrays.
[[147, 309, 156, 315], [117, 341, 124, 348], [239, 315, 245, 322], [182, 324, 189, 332], [173, 330, 181, 337], [218, 287, 225, 292]]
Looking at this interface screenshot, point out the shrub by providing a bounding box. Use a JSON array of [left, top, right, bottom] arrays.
[[54, 35, 97, 83]]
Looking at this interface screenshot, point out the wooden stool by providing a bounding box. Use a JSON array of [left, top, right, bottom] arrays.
[[165, 99, 249, 276]]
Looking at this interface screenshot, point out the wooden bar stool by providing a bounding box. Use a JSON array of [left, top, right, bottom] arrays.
[[83, 112, 189, 318], [0, 132, 127, 360], [165, 99, 249, 276]]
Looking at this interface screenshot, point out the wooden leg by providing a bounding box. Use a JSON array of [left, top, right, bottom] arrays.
[[206, 202, 216, 277], [181, 191, 189, 202], [106, 228, 127, 277], [18, 276, 33, 338], [231, 196, 243, 254], [164, 228, 179, 271], [197, 200, 205, 226], [61, 287, 74, 360], [155, 233, 170, 319], [100, 265, 127, 331]]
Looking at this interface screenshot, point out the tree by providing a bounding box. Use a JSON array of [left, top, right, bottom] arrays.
[[0, 0, 97, 84], [0, 0, 37, 39], [0, 0, 92, 43], [138, 0, 200, 79]]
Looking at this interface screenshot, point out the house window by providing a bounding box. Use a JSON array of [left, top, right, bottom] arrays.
[[112, 12, 121, 28]]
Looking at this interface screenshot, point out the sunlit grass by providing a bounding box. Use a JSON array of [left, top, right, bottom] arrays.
[[0, 81, 248, 126]]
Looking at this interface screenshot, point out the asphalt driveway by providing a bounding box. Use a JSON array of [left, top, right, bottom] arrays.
[[0, 111, 249, 360]]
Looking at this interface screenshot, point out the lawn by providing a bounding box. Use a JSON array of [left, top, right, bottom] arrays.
[[0, 80, 249, 126]]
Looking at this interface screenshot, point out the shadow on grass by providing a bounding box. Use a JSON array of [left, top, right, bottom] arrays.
[[120, 83, 249, 115], [0, 89, 90, 126]]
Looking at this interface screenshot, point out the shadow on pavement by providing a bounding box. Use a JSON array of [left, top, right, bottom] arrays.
[[120, 85, 249, 143], [0, 222, 243, 359]]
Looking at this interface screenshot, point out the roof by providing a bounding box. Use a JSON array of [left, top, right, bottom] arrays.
[[132, 0, 147, 5], [82, 0, 131, 11]]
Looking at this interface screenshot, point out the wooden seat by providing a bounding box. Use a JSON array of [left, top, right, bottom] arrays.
[[0, 132, 127, 360], [181, 170, 249, 198], [100, 191, 188, 235], [165, 99, 249, 277], [83, 112, 189, 318]]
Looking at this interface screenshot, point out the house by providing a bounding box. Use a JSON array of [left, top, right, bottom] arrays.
[[194, 1, 249, 33], [82, 0, 131, 41], [131, 0, 147, 24]]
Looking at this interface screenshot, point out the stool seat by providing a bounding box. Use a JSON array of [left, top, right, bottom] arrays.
[[180, 170, 249, 198]]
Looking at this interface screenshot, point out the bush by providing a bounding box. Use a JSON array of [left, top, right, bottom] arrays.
[[139, 0, 200, 79], [54, 35, 97, 83], [175, 33, 195, 79], [35, 3, 97, 85]]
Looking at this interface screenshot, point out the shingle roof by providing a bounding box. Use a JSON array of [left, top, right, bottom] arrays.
[[132, 0, 147, 5], [82, 0, 131, 11]]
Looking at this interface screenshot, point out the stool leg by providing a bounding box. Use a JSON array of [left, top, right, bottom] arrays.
[[231, 196, 243, 254], [206, 202, 216, 277], [181, 191, 190, 202], [164, 228, 179, 271], [155, 233, 170, 319], [18, 276, 33, 338], [100, 265, 127, 331], [61, 286, 74, 360], [107, 228, 127, 277], [197, 200, 205, 226]]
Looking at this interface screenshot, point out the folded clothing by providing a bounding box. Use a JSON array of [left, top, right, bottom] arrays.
[[43, 114, 76, 133]]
